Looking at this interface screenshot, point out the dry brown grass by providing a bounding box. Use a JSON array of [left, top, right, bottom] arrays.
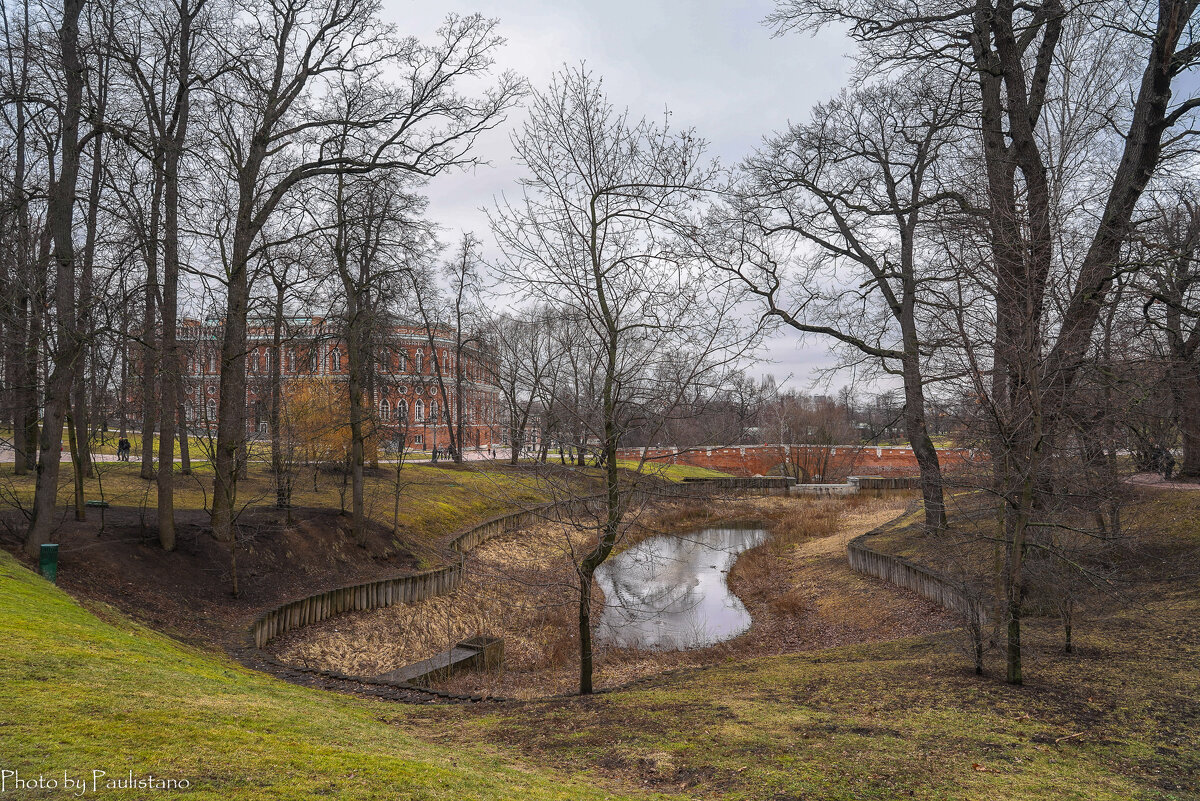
[[269, 520, 590, 678], [271, 491, 951, 699]]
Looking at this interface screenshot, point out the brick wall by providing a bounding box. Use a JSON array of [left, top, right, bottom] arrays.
[[617, 444, 978, 480]]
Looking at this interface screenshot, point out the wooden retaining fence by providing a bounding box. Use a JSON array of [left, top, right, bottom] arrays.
[[252, 497, 598, 649], [850, 476, 921, 490], [846, 523, 986, 626], [253, 481, 931, 653]]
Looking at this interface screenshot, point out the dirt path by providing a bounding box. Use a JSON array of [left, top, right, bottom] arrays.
[[792, 501, 914, 558], [1126, 472, 1200, 490]]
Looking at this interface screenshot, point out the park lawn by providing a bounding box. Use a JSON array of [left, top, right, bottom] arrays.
[[0, 461, 563, 544], [0, 549, 662, 801], [613, 460, 731, 481], [409, 491, 1200, 801], [423, 598, 1199, 800]]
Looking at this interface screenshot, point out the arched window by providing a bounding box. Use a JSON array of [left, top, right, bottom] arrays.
[[430, 400, 438, 421], [251, 351, 260, 373], [415, 400, 425, 422], [206, 399, 216, 420], [263, 351, 271, 373], [330, 349, 341, 372], [398, 351, 407, 372], [415, 350, 423, 374], [397, 400, 407, 420], [380, 399, 391, 419], [287, 349, 296, 373]]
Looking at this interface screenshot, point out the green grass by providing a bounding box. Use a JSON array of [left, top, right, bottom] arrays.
[[3, 470, 1194, 800], [0, 461, 571, 543], [0, 549, 657, 800], [0, 456, 703, 542], [613, 460, 731, 481]]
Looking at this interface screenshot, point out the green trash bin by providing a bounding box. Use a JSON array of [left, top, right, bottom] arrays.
[[39, 544, 58, 584]]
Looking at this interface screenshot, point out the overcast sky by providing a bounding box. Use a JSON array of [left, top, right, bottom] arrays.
[[380, 0, 859, 393]]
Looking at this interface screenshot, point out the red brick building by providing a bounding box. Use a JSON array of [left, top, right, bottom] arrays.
[[180, 317, 502, 452]]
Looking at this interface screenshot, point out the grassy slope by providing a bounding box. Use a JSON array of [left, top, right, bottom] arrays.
[[0, 549, 658, 801], [0, 460, 715, 546], [417, 493, 1200, 801], [5, 479, 1193, 800], [613, 461, 730, 480], [442, 615, 1198, 800], [0, 461, 559, 544]]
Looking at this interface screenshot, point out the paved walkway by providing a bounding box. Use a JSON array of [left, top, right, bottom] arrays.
[[1126, 472, 1200, 490], [0, 446, 515, 465]]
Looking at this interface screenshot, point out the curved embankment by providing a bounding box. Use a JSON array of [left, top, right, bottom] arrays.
[[251, 499, 587, 649], [251, 485, 945, 702], [246, 495, 599, 699], [0, 549, 645, 801], [245, 483, 780, 700], [845, 508, 985, 627]]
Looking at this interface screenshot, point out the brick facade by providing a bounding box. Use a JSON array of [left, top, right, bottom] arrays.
[[179, 317, 502, 451]]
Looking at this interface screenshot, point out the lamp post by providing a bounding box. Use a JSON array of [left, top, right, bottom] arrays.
[[431, 407, 439, 462]]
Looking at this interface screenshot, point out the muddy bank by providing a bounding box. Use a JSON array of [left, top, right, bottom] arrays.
[[269, 494, 955, 698]]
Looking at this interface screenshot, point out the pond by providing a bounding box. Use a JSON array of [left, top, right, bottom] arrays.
[[594, 525, 767, 650]]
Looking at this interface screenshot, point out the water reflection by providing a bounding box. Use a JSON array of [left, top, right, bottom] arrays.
[[594, 526, 766, 650]]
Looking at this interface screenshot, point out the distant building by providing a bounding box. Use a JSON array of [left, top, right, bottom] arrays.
[[178, 317, 501, 451]]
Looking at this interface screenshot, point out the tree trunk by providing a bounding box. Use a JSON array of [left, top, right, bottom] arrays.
[[1173, 361, 1200, 478], [10, 295, 30, 475], [66, 408, 85, 521], [577, 566, 596, 695], [270, 279, 286, 507], [346, 332, 367, 544], [26, 0, 86, 556], [118, 283, 129, 439], [155, 0, 193, 552], [8, 50, 32, 476], [75, 116, 106, 480], [139, 166, 163, 479], [178, 394, 191, 475], [901, 351, 946, 531], [211, 226, 251, 543], [21, 226, 48, 473], [366, 350, 379, 470]]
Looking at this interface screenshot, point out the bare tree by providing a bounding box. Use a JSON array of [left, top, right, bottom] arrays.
[[484, 305, 559, 465], [0, 0, 38, 477], [1137, 184, 1200, 477], [154, 0, 205, 550], [315, 165, 433, 543], [765, 390, 860, 482], [200, 7, 522, 543], [26, 0, 86, 554], [772, 0, 1200, 684], [723, 72, 968, 531], [492, 67, 753, 694]]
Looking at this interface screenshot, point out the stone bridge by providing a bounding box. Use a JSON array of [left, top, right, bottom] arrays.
[[617, 444, 979, 480]]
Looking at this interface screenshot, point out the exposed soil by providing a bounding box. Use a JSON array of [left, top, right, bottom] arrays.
[[271, 494, 956, 699], [0, 501, 423, 651]]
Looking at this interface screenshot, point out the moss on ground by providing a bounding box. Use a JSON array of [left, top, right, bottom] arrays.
[[0, 548, 659, 800]]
